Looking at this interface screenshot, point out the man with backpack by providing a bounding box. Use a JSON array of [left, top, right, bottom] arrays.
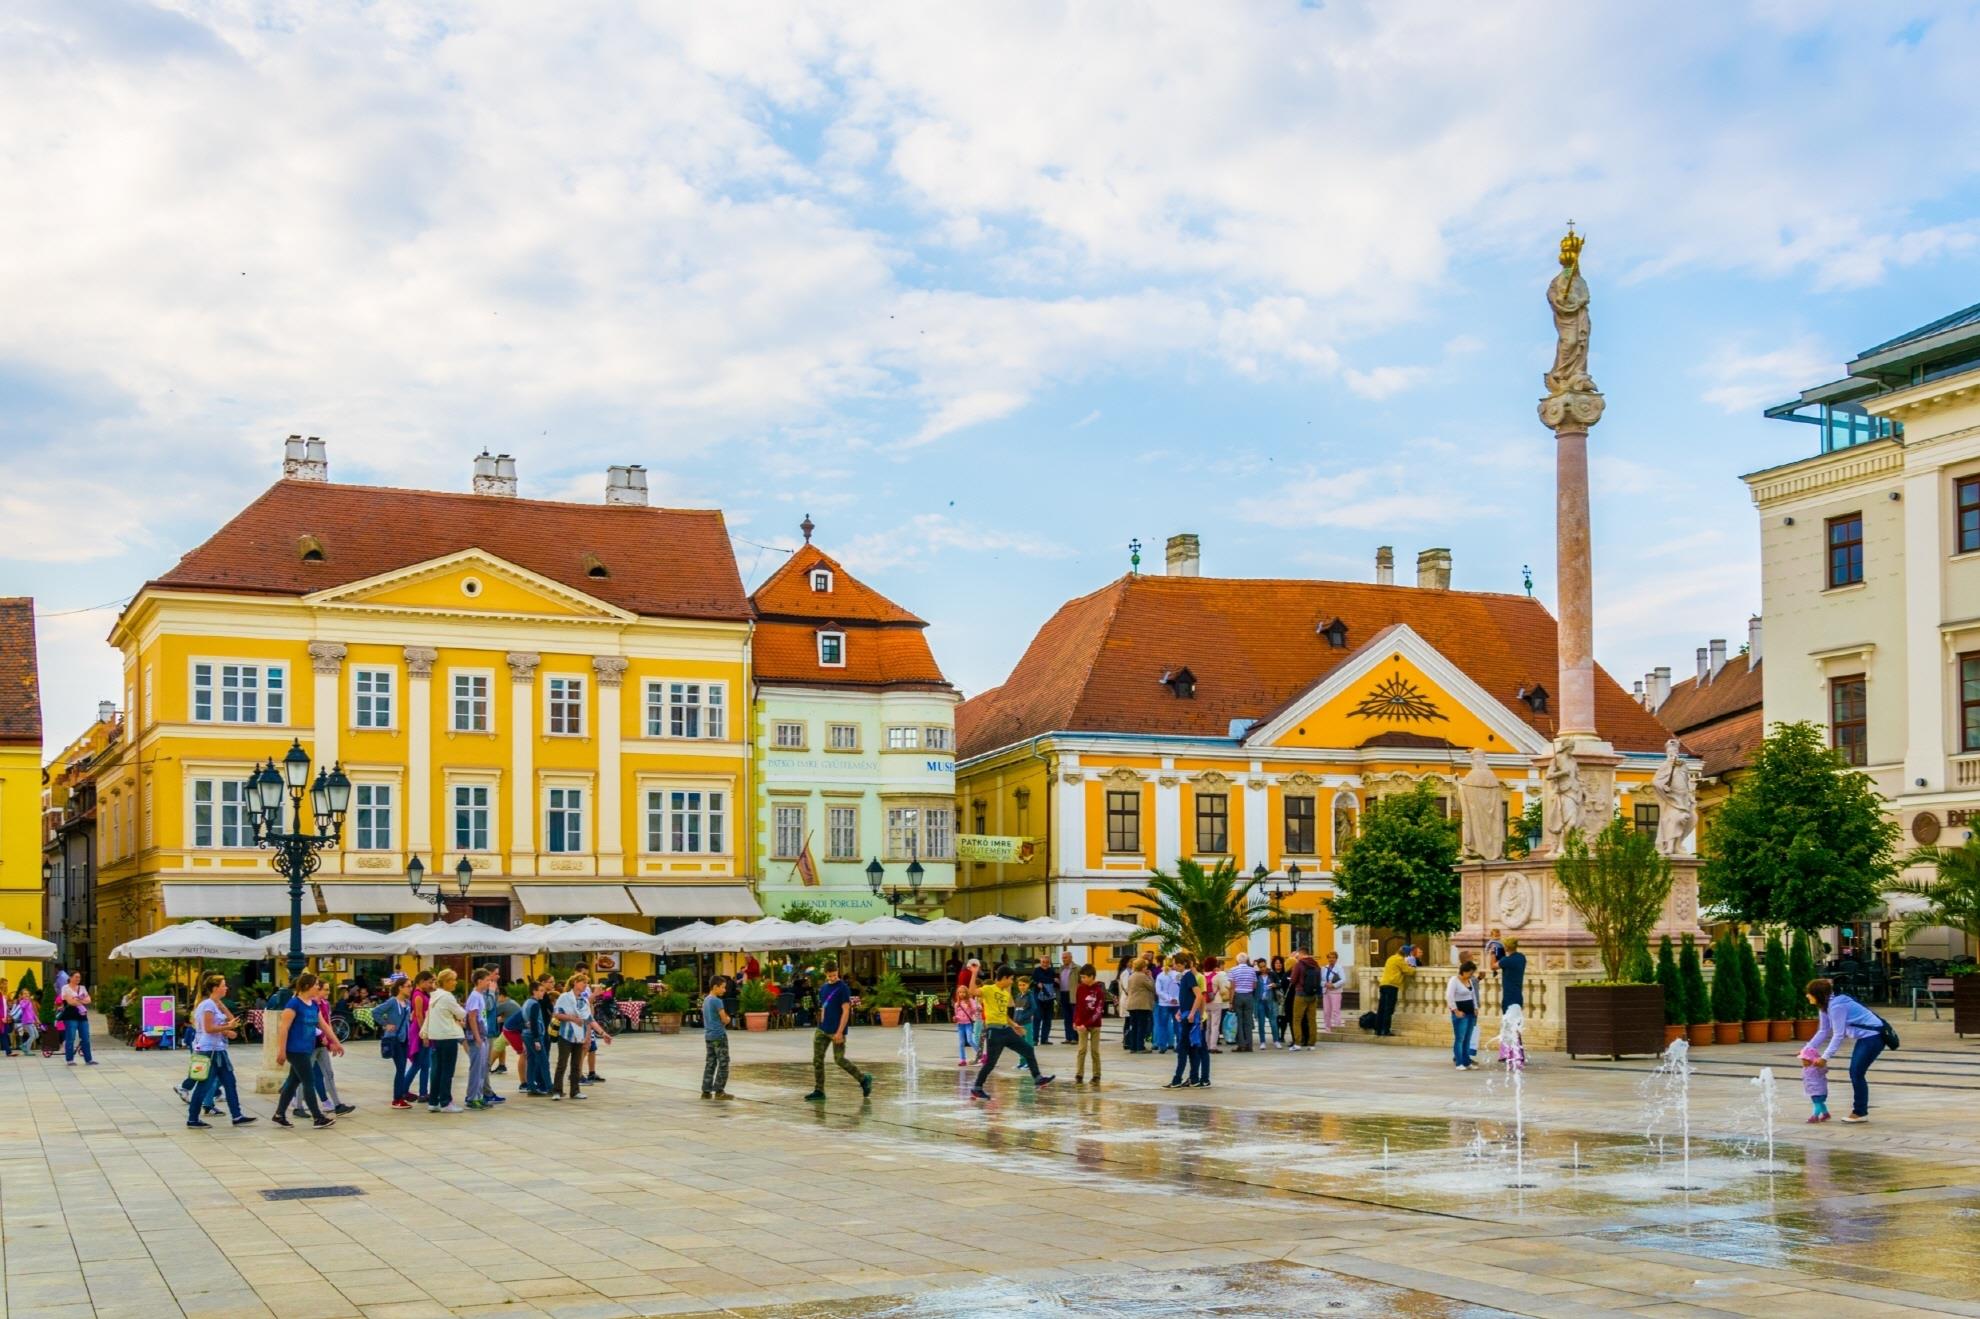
[[1288, 951, 1323, 1049]]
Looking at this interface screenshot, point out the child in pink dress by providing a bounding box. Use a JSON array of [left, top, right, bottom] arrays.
[[952, 985, 982, 1066], [1799, 1046, 1830, 1122]]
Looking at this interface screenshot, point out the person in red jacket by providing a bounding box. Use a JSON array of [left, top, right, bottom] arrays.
[[1072, 964, 1109, 1085]]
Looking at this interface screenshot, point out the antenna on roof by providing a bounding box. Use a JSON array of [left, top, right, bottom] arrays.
[[1128, 538, 1142, 576], [800, 514, 815, 545], [1521, 564, 1534, 597]]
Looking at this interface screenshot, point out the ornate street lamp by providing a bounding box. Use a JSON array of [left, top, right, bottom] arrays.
[[407, 853, 474, 916], [867, 852, 927, 916], [247, 738, 351, 984]]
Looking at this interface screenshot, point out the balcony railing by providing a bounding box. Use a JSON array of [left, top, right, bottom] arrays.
[[1954, 755, 1980, 789]]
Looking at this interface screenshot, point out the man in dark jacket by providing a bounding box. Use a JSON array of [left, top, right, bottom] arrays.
[[1289, 952, 1323, 1049]]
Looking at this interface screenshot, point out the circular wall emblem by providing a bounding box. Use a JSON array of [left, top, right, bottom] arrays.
[[1494, 872, 1535, 929], [1912, 811, 1941, 845]]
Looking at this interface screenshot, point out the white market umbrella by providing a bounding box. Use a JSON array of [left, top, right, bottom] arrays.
[[401, 918, 537, 957], [0, 925, 56, 960], [1020, 916, 1073, 944], [259, 919, 410, 957], [1058, 914, 1146, 944], [724, 918, 800, 952], [957, 915, 1031, 946], [846, 916, 959, 950], [916, 917, 967, 946], [539, 916, 660, 955], [653, 921, 715, 954], [111, 920, 267, 960]]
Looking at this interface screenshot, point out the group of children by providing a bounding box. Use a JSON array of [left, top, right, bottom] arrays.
[[952, 962, 1107, 1095]]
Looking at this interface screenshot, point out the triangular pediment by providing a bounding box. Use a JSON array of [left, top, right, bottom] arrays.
[[1243, 624, 1549, 756], [304, 550, 634, 622]]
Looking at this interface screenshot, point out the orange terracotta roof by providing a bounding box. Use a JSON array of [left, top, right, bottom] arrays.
[[1678, 707, 1766, 779], [147, 480, 749, 621], [0, 598, 42, 745], [751, 544, 924, 625], [752, 621, 950, 689], [958, 574, 1670, 759], [1657, 655, 1762, 734]]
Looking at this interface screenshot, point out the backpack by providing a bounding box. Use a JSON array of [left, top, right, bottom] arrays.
[[1299, 960, 1324, 996]]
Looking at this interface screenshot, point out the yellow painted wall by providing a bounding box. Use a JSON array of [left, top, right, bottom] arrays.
[[0, 745, 46, 985], [1265, 653, 1518, 754]]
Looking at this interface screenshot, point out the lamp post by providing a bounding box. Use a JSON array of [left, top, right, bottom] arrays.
[[407, 854, 474, 917], [865, 853, 927, 916], [243, 738, 350, 984]]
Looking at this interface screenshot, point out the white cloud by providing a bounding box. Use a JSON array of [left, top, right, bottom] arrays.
[[1698, 335, 1839, 414], [835, 514, 1073, 574], [1343, 364, 1431, 401]]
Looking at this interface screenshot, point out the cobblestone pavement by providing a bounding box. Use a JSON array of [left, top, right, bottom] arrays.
[[2, 1016, 1976, 1319]]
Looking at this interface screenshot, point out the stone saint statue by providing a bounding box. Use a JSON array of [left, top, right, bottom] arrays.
[[1540, 741, 1584, 856], [1458, 748, 1505, 861], [1651, 737, 1697, 856], [1538, 227, 1605, 432]]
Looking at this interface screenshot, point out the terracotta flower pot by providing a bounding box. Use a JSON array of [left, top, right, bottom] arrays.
[[744, 1011, 770, 1032], [1714, 1022, 1744, 1046], [1742, 1019, 1769, 1044], [1663, 1024, 1686, 1047], [876, 1006, 903, 1027], [1794, 1017, 1819, 1042], [1768, 1019, 1794, 1043], [1687, 1023, 1714, 1047], [651, 1012, 683, 1035]]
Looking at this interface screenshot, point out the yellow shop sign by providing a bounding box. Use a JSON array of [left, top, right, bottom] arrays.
[[956, 834, 1035, 863]]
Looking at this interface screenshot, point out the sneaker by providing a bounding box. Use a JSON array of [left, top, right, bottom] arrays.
[[186, 1120, 212, 1129], [1162, 1081, 1185, 1089], [1072, 1077, 1085, 1085], [484, 1094, 506, 1105], [1840, 1114, 1868, 1123], [1804, 1114, 1825, 1124], [567, 1093, 587, 1102], [712, 1092, 735, 1101], [232, 1115, 257, 1125], [333, 1104, 356, 1116], [969, 1089, 991, 1101], [859, 1074, 874, 1098], [465, 1099, 485, 1110], [491, 1065, 508, 1074], [443, 1104, 466, 1113], [271, 1113, 292, 1128], [391, 1099, 412, 1110], [313, 1116, 335, 1128], [701, 1092, 714, 1100], [551, 1094, 562, 1101], [802, 1090, 826, 1102], [958, 1060, 970, 1067]]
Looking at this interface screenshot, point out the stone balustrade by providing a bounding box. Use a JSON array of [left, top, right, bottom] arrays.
[[1355, 963, 1617, 1051]]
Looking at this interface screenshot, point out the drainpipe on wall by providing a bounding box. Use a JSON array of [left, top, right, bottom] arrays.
[[1028, 737, 1056, 919]]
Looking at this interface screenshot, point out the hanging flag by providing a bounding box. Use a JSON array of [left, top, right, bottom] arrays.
[[794, 832, 819, 886]]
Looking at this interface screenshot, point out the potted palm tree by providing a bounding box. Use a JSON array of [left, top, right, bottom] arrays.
[[738, 977, 774, 1031], [868, 971, 912, 1027], [1679, 933, 1712, 1046], [1128, 858, 1288, 964], [1554, 820, 1674, 1059], [1881, 837, 1980, 1036], [1788, 932, 1819, 1041]]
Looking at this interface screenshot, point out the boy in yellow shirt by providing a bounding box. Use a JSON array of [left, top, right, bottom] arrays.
[[970, 966, 1053, 1100]]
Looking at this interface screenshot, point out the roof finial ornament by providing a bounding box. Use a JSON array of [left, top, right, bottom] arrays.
[[800, 513, 815, 545], [1128, 538, 1142, 576], [1522, 563, 1534, 597]]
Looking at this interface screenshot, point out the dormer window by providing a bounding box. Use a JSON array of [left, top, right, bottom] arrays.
[[1518, 684, 1549, 714], [297, 535, 326, 563], [810, 569, 833, 592], [1319, 617, 1348, 648], [1161, 666, 1196, 699], [818, 631, 845, 667], [583, 553, 609, 580]]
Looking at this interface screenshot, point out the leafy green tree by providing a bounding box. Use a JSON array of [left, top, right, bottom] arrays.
[[1787, 932, 1817, 1019], [1622, 934, 1655, 987], [1734, 935, 1764, 1022], [1129, 858, 1285, 960], [1762, 932, 1793, 1020], [1702, 721, 1899, 931], [1882, 837, 1980, 952], [1656, 935, 1683, 1025], [1709, 932, 1746, 1023], [1553, 817, 1675, 983], [1327, 782, 1460, 942], [1678, 934, 1710, 1026], [778, 901, 835, 926]]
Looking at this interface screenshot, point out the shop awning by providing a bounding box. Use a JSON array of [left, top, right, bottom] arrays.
[[315, 884, 445, 915], [628, 885, 762, 918], [161, 883, 295, 919], [512, 884, 638, 916]]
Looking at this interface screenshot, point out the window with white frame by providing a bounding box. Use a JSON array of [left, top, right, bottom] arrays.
[[353, 667, 395, 729], [192, 662, 286, 725], [827, 722, 860, 751], [644, 680, 727, 739], [924, 725, 952, 751], [773, 804, 806, 858], [452, 784, 491, 851], [886, 725, 919, 750], [810, 569, 832, 592], [646, 789, 726, 854], [353, 783, 393, 850], [773, 721, 806, 749], [817, 631, 845, 667], [545, 786, 584, 852], [546, 675, 585, 735], [191, 779, 250, 848], [452, 672, 490, 732], [827, 805, 859, 859], [885, 803, 953, 860]]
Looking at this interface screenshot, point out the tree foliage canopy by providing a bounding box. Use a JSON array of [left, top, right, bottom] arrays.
[[1701, 721, 1898, 931], [1552, 817, 1675, 982], [1327, 781, 1460, 938], [1882, 837, 1980, 951], [1128, 858, 1285, 960]]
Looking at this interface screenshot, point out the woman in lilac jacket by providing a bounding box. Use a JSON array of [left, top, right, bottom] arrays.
[[1805, 977, 1886, 1122]]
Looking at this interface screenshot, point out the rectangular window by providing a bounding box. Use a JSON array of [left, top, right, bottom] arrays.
[[1831, 675, 1868, 766], [886, 726, 920, 750], [452, 784, 490, 852], [773, 721, 805, 749], [546, 676, 585, 736], [353, 784, 393, 850], [452, 673, 490, 732], [885, 807, 920, 860], [774, 805, 806, 859], [546, 787, 584, 853], [193, 662, 285, 724], [1106, 789, 1141, 853], [353, 667, 394, 729], [1633, 801, 1660, 835], [193, 663, 213, 721], [142, 666, 153, 726], [818, 632, 844, 666], [668, 683, 702, 738], [828, 805, 859, 859], [924, 806, 953, 860], [1959, 476, 1980, 555], [1284, 795, 1317, 855], [1195, 792, 1229, 854], [827, 723, 860, 750], [645, 789, 726, 855], [1961, 653, 1980, 753], [1826, 512, 1864, 588], [191, 779, 248, 848], [924, 726, 952, 752]]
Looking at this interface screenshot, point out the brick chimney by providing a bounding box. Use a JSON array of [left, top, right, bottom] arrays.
[[1416, 547, 1451, 590], [282, 435, 328, 482], [1375, 545, 1395, 585], [1747, 615, 1763, 666], [1165, 533, 1200, 577], [472, 451, 518, 497], [605, 464, 649, 506]]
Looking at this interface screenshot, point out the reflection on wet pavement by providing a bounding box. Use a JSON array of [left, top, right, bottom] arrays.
[[710, 1261, 1514, 1319]]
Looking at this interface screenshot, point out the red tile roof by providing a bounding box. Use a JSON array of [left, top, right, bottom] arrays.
[[957, 574, 1671, 759], [146, 481, 750, 621], [751, 545, 924, 625], [1655, 654, 1764, 779], [749, 543, 949, 690], [1677, 707, 1765, 779], [0, 598, 42, 746]]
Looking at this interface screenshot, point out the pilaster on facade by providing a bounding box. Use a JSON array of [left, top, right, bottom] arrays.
[[308, 641, 346, 772], [592, 656, 628, 873], [507, 651, 539, 868], [403, 646, 436, 855]]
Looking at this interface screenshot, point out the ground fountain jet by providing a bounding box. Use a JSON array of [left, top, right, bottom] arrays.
[[1496, 1009, 1535, 1188], [1751, 1066, 1784, 1175], [897, 1021, 919, 1093], [1646, 1037, 1699, 1192]]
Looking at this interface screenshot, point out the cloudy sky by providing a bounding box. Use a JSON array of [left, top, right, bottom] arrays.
[[7, 1, 1980, 748]]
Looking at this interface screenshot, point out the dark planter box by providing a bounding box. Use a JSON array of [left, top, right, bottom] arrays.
[[1956, 974, 1980, 1039], [1565, 983, 1667, 1059]]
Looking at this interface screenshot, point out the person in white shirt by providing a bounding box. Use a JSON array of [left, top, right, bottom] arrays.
[[1153, 959, 1181, 1054], [1446, 961, 1479, 1070]]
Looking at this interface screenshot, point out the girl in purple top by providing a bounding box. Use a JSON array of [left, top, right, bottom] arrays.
[[1805, 977, 1885, 1122]]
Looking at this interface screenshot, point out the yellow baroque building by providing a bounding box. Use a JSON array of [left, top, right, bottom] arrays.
[[1, 598, 46, 985], [955, 539, 1675, 969], [92, 442, 757, 978]]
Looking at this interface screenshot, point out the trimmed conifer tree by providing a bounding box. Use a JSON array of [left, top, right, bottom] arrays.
[[1762, 932, 1792, 1020], [1678, 933, 1710, 1026], [1656, 935, 1683, 1026], [1709, 932, 1747, 1024]]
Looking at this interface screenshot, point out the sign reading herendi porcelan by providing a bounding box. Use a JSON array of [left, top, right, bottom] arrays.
[[956, 835, 1035, 863]]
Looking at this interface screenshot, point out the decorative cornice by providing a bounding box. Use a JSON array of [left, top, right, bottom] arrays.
[[402, 646, 438, 677], [307, 641, 347, 674], [1743, 442, 1904, 508], [506, 651, 542, 683], [591, 656, 630, 688]]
